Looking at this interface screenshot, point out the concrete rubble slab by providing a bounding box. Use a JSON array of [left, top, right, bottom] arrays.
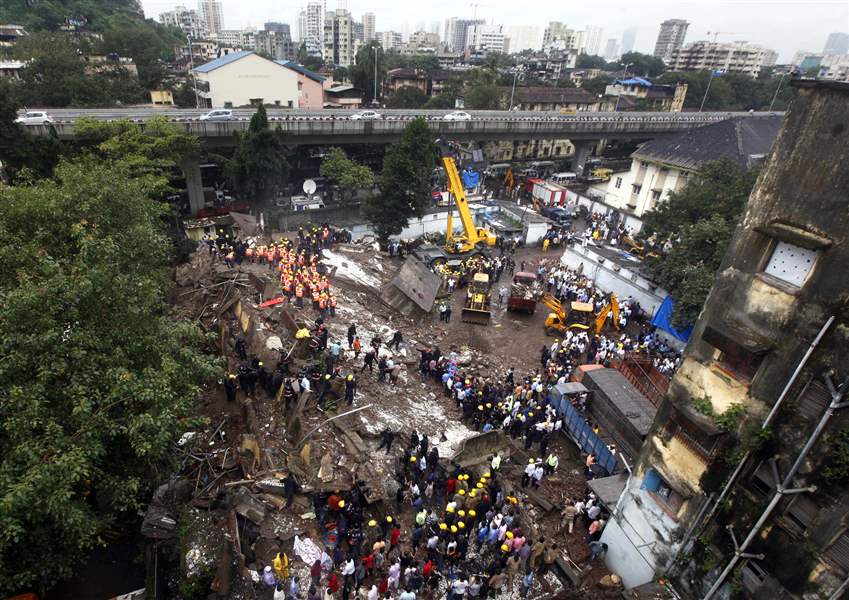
[[380, 256, 442, 316]]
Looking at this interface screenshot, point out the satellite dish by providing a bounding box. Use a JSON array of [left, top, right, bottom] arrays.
[[303, 179, 317, 195]]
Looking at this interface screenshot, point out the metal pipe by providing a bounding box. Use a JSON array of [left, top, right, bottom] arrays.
[[612, 455, 632, 518], [703, 375, 848, 600], [296, 403, 373, 448], [689, 316, 835, 548], [829, 574, 849, 600]]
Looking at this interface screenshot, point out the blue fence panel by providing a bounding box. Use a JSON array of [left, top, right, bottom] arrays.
[[550, 389, 618, 475]]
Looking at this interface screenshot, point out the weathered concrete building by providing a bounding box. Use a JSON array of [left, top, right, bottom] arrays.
[[601, 80, 849, 599]]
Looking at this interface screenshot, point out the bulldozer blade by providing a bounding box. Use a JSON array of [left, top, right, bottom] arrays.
[[461, 308, 491, 325]]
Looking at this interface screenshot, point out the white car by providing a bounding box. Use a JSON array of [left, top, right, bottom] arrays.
[[199, 109, 234, 121], [442, 111, 472, 121], [15, 111, 53, 125], [349, 110, 381, 120]]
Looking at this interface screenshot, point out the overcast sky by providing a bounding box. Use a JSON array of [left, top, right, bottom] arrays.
[[140, 0, 849, 62]]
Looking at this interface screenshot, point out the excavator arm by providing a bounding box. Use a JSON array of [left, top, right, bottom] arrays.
[[594, 294, 620, 334], [541, 293, 566, 321]]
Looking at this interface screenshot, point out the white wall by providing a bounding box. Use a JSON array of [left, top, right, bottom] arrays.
[[594, 160, 691, 218], [198, 53, 298, 108], [559, 244, 685, 350], [601, 476, 682, 588]]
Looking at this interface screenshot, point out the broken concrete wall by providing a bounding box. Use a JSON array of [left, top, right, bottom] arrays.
[[380, 256, 442, 317]]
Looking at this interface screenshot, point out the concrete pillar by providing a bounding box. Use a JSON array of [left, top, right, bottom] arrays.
[[571, 140, 596, 175], [182, 155, 205, 216]]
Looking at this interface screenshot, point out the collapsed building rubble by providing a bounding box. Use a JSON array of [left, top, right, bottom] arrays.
[[145, 239, 641, 600]]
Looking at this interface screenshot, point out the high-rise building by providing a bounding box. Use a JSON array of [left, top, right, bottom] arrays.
[[352, 21, 364, 42], [583, 26, 603, 55], [323, 9, 354, 67], [378, 30, 402, 51], [603, 38, 619, 60], [448, 19, 484, 53], [362, 13, 375, 43], [159, 6, 208, 39], [621, 27, 637, 54], [601, 80, 849, 600], [668, 40, 778, 77], [506, 26, 543, 53], [542, 21, 569, 49], [298, 1, 324, 56], [198, 0, 223, 35], [823, 32, 849, 54], [256, 25, 295, 61], [653, 18, 689, 61], [465, 23, 507, 55], [213, 27, 256, 50], [442, 18, 456, 48], [264, 22, 290, 35]]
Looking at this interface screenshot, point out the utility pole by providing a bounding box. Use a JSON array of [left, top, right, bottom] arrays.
[[373, 44, 378, 105], [509, 64, 522, 110], [187, 34, 200, 109], [614, 62, 632, 112], [699, 70, 716, 112], [769, 71, 789, 111]]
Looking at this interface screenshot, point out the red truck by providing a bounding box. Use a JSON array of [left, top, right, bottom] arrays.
[[506, 272, 539, 314]]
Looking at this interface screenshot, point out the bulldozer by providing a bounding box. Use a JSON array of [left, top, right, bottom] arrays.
[[462, 272, 492, 325], [542, 293, 620, 336]]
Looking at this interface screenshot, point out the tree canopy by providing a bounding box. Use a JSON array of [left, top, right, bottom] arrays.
[[365, 118, 436, 241], [616, 52, 666, 78], [0, 93, 63, 182], [225, 105, 290, 206], [643, 158, 759, 327], [658, 70, 796, 111], [576, 54, 611, 70], [319, 147, 375, 202], [386, 85, 429, 109], [351, 41, 386, 104], [0, 152, 218, 594]]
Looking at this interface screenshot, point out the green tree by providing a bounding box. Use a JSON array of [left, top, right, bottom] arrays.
[[642, 158, 759, 326], [297, 43, 324, 72], [576, 54, 610, 70], [617, 52, 666, 77], [96, 15, 183, 90], [580, 75, 614, 96], [0, 0, 144, 31], [0, 156, 218, 594], [465, 84, 503, 110], [424, 93, 457, 109], [386, 85, 428, 109], [332, 66, 350, 82], [225, 105, 289, 206], [319, 147, 375, 202], [0, 91, 64, 182], [365, 118, 436, 241], [351, 41, 385, 103]]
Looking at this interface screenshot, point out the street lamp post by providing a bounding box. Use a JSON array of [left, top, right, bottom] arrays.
[[509, 64, 522, 110], [187, 34, 200, 109], [699, 70, 716, 112], [614, 62, 632, 112], [373, 45, 378, 105]]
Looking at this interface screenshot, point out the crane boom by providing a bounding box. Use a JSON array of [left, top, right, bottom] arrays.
[[442, 155, 483, 247]]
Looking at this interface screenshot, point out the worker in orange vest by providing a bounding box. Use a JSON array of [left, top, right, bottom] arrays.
[[295, 284, 304, 308]]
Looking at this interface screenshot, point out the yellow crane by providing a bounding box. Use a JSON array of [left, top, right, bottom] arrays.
[[441, 150, 498, 254]]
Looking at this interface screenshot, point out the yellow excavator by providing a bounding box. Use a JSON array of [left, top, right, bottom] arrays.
[[462, 272, 492, 325], [542, 293, 620, 336], [622, 234, 660, 260]]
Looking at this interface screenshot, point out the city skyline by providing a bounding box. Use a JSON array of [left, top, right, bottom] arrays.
[[142, 0, 848, 62]]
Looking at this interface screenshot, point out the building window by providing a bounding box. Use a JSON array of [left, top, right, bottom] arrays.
[[750, 461, 776, 496], [762, 241, 819, 288], [641, 468, 683, 515], [783, 496, 818, 534], [651, 190, 662, 201], [826, 532, 849, 571], [615, 177, 622, 189], [631, 183, 642, 195]]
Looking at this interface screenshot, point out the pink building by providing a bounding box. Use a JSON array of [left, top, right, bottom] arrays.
[[276, 61, 326, 109]]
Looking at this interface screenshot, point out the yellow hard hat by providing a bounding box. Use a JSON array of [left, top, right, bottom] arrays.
[[528, 412, 534, 417], [338, 500, 345, 508], [258, 361, 264, 367], [410, 456, 417, 462], [469, 510, 476, 517], [450, 525, 458, 533], [486, 403, 492, 408], [477, 405, 484, 411], [458, 510, 466, 517], [458, 521, 465, 529], [469, 490, 476, 497], [458, 489, 466, 495], [368, 519, 377, 527], [386, 515, 393, 523], [506, 531, 514, 539], [325, 374, 331, 380], [501, 544, 510, 552], [347, 374, 353, 381], [228, 374, 236, 379], [439, 523, 447, 530], [529, 459, 535, 464], [446, 505, 455, 513], [476, 482, 483, 489]]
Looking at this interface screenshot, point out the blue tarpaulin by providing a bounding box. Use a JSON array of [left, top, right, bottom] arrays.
[[651, 296, 693, 343], [461, 169, 481, 190]]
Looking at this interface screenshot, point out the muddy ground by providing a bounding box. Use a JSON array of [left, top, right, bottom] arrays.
[[165, 240, 626, 600]]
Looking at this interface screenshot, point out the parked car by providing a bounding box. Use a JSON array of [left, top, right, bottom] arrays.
[[15, 111, 53, 125], [199, 109, 233, 121], [443, 111, 472, 121], [349, 110, 381, 120]]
